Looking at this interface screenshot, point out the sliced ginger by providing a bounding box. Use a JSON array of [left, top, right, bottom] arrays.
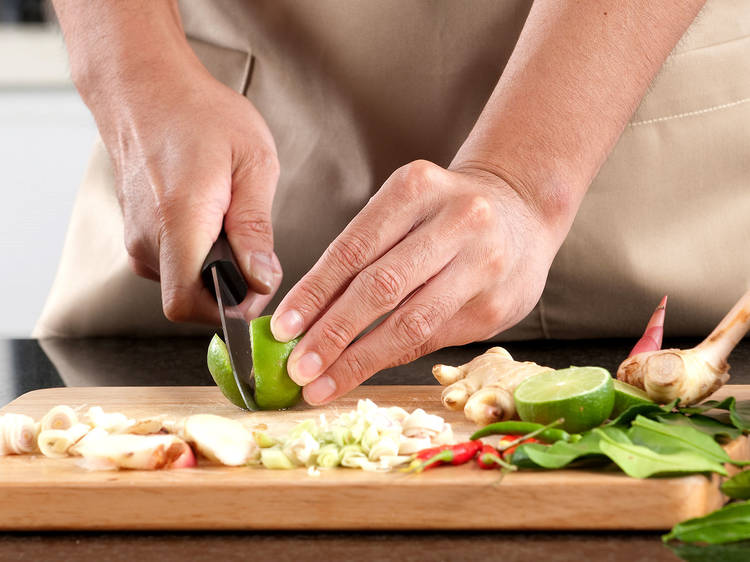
[[433, 347, 552, 426]]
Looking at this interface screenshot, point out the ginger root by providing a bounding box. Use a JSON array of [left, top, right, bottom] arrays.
[[433, 347, 552, 426], [618, 288, 750, 405]]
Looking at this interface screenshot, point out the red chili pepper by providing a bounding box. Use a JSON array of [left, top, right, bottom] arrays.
[[415, 440, 482, 471], [498, 434, 541, 458], [476, 444, 504, 470], [413, 443, 452, 461]]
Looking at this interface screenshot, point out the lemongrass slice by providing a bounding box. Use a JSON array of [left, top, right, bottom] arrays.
[[283, 430, 320, 466], [0, 413, 37, 455], [402, 409, 445, 438], [37, 423, 91, 458], [40, 405, 78, 432], [84, 407, 132, 433]]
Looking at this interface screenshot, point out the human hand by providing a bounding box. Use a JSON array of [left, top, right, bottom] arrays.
[[92, 55, 282, 324], [271, 160, 566, 404]]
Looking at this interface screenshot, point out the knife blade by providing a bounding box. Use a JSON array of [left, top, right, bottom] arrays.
[[201, 231, 258, 411]]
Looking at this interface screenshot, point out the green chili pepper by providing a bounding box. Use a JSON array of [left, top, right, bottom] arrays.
[[470, 420, 574, 443]]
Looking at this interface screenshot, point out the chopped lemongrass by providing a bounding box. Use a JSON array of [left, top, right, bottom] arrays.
[[40, 405, 78, 432], [0, 413, 37, 455], [316, 444, 342, 468], [261, 446, 296, 469]]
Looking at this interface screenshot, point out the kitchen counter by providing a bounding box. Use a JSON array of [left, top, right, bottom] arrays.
[[1, 336, 749, 561]]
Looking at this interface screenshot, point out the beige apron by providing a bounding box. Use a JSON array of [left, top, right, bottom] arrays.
[[34, 0, 750, 340]]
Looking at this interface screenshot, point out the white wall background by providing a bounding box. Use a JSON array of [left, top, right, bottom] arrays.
[[0, 25, 98, 337]]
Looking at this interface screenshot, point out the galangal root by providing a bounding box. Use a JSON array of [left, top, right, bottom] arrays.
[[433, 347, 552, 425], [618, 288, 750, 405]]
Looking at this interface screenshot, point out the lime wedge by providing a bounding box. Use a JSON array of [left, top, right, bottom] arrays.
[[611, 379, 654, 418], [206, 315, 302, 410], [514, 366, 615, 433], [206, 334, 247, 409], [250, 315, 302, 410]]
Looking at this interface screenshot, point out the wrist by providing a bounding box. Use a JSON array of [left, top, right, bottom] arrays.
[[451, 151, 582, 244]]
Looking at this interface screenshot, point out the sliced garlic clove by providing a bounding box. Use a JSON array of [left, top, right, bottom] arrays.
[[74, 433, 192, 470], [183, 414, 258, 466]]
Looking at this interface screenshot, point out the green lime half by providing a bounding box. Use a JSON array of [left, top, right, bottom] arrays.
[[611, 379, 654, 418], [250, 315, 302, 410], [514, 366, 615, 433], [206, 315, 302, 410], [206, 334, 247, 409]]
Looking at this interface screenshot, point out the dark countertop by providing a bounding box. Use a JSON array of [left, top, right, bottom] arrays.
[[2, 336, 750, 561]]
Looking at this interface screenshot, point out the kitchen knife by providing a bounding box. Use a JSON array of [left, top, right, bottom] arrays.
[[201, 231, 259, 410]]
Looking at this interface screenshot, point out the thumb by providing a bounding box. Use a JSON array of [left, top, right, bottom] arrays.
[[224, 150, 281, 295]]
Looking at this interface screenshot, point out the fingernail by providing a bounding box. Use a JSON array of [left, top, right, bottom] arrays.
[[247, 252, 277, 294], [271, 309, 303, 342], [304, 375, 336, 405], [289, 352, 322, 385]]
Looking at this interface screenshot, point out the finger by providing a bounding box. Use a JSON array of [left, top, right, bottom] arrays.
[[243, 252, 284, 320], [157, 172, 229, 324], [271, 160, 444, 342], [285, 218, 460, 386], [302, 260, 476, 405], [224, 146, 281, 295]]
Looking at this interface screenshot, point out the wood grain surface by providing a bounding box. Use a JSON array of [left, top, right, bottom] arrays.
[[1, 385, 748, 531]]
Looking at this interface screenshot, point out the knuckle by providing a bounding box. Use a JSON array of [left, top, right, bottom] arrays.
[[456, 194, 494, 228], [248, 145, 280, 178], [393, 304, 440, 348], [326, 230, 375, 272], [318, 315, 355, 352], [358, 265, 406, 309], [340, 351, 372, 385], [289, 274, 329, 316], [396, 159, 439, 199], [228, 208, 274, 242]]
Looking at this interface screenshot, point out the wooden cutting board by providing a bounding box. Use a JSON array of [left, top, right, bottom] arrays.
[[1, 385, 748, 531]]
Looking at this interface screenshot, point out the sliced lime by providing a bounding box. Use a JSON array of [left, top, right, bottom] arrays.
[[514, 366, 615, 433], [206, 315, 302, 410], [206, 334, 247, 409], [611, 379, 654, 418], [250, 315, 302, 410]]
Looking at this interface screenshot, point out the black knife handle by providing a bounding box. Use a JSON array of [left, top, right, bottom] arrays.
[[200, 230, 248, 304]]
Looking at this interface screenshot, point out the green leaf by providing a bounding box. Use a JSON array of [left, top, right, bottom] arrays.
[[663, 500, 750, 544], [629, 415, 732, 464], [722, 471, 750, 500], [511, 431, 604, 469], [655, 413, 741, 442], [595, 428, 728, 479], [681, 398, 735, 415], [680, 398, 750, 432], [606, 399, 679, 427]]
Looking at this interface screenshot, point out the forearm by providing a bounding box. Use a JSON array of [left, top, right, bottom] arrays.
[[453, 0, 705, 237], [52, 0, 202, 114]]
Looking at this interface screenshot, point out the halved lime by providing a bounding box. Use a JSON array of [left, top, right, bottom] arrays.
[[206, 315, 302, 410], [207, 334, 247, 409], [250, 315, 302, 410], [611, 379, 653, 418], [514, 366, 615, 433]]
